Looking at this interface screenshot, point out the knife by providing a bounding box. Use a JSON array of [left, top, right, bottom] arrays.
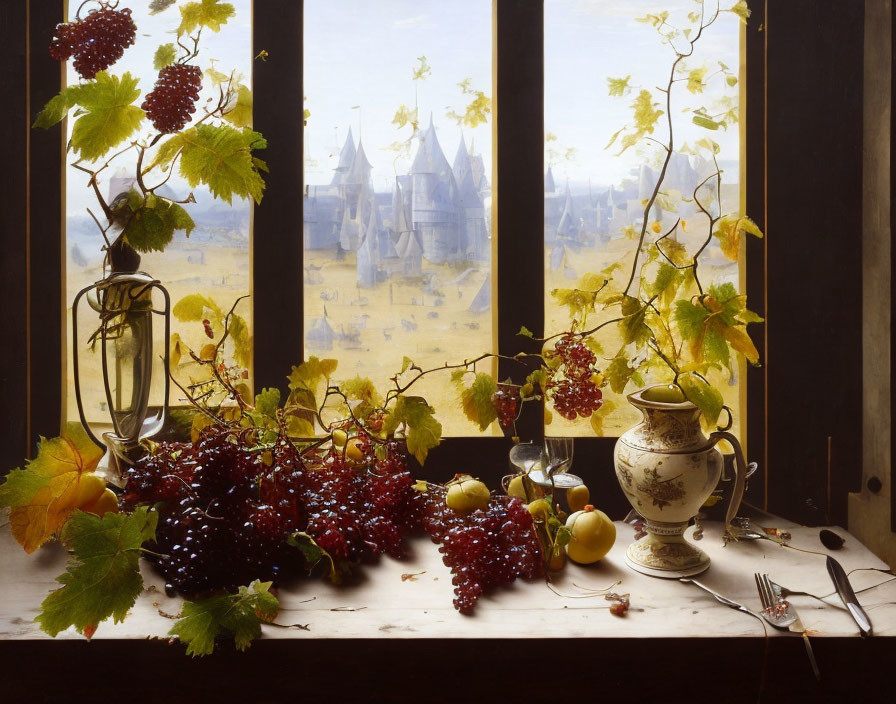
[[826, 555, 873, 636]]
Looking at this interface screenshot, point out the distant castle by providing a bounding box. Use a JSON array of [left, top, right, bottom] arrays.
[[303, 118, 491, 289]]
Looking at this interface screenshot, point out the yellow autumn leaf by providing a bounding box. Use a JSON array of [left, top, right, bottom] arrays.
[[650, 221, 662, 234], [721, 325, 760, 365], [6, 423, 106, 553]]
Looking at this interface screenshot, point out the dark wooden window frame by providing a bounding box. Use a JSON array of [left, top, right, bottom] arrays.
[[3, 0, 869, 528]]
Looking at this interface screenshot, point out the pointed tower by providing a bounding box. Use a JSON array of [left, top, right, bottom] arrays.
[[410, 116, 462, 263], [391, 177, 422, 277], [356, 204, 381, 288], [544, 166, 556, 194], [453, 135, 488, 261], [331, 126, 356, 186], [556, 184, 579, 240]]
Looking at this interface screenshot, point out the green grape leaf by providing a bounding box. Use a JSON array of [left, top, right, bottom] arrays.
[[412, 55, 431, 81], [526, 368, 550, 392], [223, 84, 253, 128], [67, 72, 144, 162], [153, 43, 177, 70], [122, 192, 195, 253], [173, 293, 221, 321], [340, 376, 382, 406], [693, 115, 720, 130], [169, 580, 279, 657], [674, 299, 708, 340], [613, 90, 664, 154], [740, 308, 764, 324], [150, 124, 267, 205], [713, 215, 764, 261], [459, 373, 498, 431], [677, 372, 723, 425], [400, 356, 415, 374], [227, 312, 251, 368], [606, 354, 637, 394], [450, 369, 468, 386], [704, 328, 730, 368], [254, 387, 281, 417], [607, 75, 631, 97], [286, 532, 340, 583], [178, 0, 236, 36], [288, 357, 338, 395], [33, 84, 83, 128], [728, 1, 751, 23], [37, 507, 158, 637], [551, 288, 599, 320], [518, 326, 535, 339], [636, 11, 670, 27], [619, 296, 652, 347], [583, 335, 604, 356], [686, 67, 707, 94], [651, 262, 684, 306], [726, 75, 738, 87], [383, 396, 442, 465]]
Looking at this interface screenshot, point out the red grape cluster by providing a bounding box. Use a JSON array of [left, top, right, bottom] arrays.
[[491, 387, 520, 428], [421, 494, 543, 614], [547, 335, 604, 420], [122, 427, 422, 596], [142, 64, 203, 134], [49, 5, 137, 80]]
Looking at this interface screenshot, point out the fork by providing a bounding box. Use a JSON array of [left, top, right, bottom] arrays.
[[755, 573, 821, 680]]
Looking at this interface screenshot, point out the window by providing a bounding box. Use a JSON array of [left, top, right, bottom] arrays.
[[544, 0, 744, 437], [303, 0, 496, 436], [63, 0, 254, 424]]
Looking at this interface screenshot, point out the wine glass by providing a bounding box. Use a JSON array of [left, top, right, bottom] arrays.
[[543, 436, 573, 476]]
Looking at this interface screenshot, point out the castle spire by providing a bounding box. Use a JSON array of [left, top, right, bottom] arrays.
[[331, 126, 356, 186]]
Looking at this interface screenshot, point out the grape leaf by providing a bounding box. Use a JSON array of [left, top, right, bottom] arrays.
[[178, 0, 236, 37], [122, 192, 195, 253], [340, 376, 382, 406], [619, 296, 652, 347], [606, 354, 637, 394], [400, 356, 415, 374], [227, 312, 252, 368], [678, 372, 723, 425], [150, 124, 267, 205], [686, 67, 707, 94], [32, 84, 83, 128], [651, 262, 685, 307], [288, 357, 337, 397], [728, 1, 751, 22], [1, 423, 106, 553], [169, 580, 278, 657], [153, 43, 177, 70], [518, 326, 535, 339], [614, 90, 664, 154], [254, 387, 281, 417], [37, 507, 158, 637], [286, 532, 340, 583], [172, 293, 221, 321], [693, 115, 720, 130], [69, 72, 145, 162], [713, 215, 764, 261], [383, 396, 442, 465], [589, 399, 616, 436], [607, 75, 631, 97], [459, 373, 498, 431], [223, 84, 253, 128]]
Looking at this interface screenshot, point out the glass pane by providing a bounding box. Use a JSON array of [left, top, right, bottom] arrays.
[[64, 2, 253, 425], [544, 0, 743, 436], [304, 0, 495, 436]]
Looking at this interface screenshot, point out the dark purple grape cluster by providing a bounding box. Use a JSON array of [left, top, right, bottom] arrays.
[[123, 427, 422, 597], [491, 387, 520, 428], [49, 5, 137, 80], [547, 334, 604, 420], [421, 494, 543, 614], [141, 64, 203, 134]]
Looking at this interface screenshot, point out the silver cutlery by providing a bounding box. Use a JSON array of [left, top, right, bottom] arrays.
[[755, 572, 820, 680], [826, 555, 873, 637], [680, 578, 763, 621]]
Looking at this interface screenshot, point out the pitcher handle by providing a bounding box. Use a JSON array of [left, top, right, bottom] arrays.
[[708, 430, 748, 538]]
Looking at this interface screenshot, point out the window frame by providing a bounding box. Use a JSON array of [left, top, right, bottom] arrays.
[[7, 0, 870, 527]]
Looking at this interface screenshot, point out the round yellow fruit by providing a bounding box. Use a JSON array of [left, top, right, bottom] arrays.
[[345, 437, 365, 463], [527, 498, 552, 522], [567, 484, 590, 513], [446, 479, 491, 515], [565, 505, 615, 565], [507, 474, 528, 501], [72, 474, 106, 510], [332, 429, 347, 447], [82, 488, 119, 517], [641, 384, 686, 404]]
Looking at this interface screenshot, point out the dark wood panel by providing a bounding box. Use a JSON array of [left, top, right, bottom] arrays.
[[744, 0, 767, 511], [764, 0, 864, 525], [27, 0, 64, 450], [0, 0, 28, 472], [891, 0, 896, 533], [252, 0, 304, 396]]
